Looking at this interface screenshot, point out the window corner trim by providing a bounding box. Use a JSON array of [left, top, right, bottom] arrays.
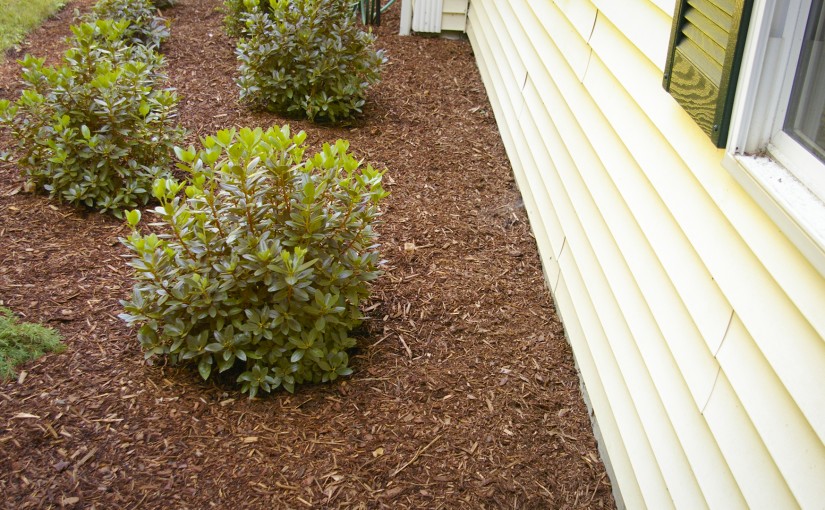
[[722, 152, 825, 278]]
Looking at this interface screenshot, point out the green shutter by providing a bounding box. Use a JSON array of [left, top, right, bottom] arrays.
[[663, 0, 754, 147]]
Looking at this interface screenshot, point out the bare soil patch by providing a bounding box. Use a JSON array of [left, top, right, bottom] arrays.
[[0, 1, 615, 508]]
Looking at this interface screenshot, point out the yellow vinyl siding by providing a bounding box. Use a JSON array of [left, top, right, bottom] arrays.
[[591, 0, 672, 70], [512, 2, 740, 505], [702, 370, 798, 508], [718, 315, 825, 507], [592, 14, 825, 446], [556, 243, 675, 509], [553, 273, 647, 508], [553, 0, 598, 41], [467, 0, 825, 507], [527, 0, 592, 81]]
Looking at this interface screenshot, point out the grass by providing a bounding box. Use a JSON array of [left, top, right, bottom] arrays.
[[0, 0, 67, 61], [0, 307, 64, 380]]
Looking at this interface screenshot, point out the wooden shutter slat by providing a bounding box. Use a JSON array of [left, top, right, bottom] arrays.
[[681, 21, 727, 67], [677, 37, 724, 83], [693, 0, 736, 17], [684, 7, 729, 49], [687, 0, 733, 32]]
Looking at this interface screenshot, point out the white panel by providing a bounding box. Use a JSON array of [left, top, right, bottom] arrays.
[[440, 13, 465, 32], [717, 315, 825, 508], [509, 89, 563, 282], [511, 24, 697, 504], [399, 0, 413, 35], [482, 1, 527, 88], [519, 81, 568, 265], [473, 0, 741, 506], [412, 0, 443, 33], [517, 27, 731, 510], [442, 0, 467, 14], [703, 372, 798, 508], [469, 1, 825, 509]]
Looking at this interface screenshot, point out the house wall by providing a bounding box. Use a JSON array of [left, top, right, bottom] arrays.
[[466, 1, 825, 508]]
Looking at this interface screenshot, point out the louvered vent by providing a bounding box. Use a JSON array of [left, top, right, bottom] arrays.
[[664, 0, 753, 147]]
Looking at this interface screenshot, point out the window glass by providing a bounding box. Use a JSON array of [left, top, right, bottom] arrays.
[[784, 0, 825, 162]]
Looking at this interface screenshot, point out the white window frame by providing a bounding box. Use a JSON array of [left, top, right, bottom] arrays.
[[722, 0, 825, 277]]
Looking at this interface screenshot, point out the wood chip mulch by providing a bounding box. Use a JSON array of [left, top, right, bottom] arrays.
[[0, 1, 616, 508]]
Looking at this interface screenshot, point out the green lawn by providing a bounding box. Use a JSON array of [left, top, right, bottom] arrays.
[[0, 0, 67, 60]]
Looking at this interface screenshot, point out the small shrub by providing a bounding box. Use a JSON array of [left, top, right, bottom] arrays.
[[222, 0, 272, 37], [0, 20, 184, 216], [236, 0, 385, 122], [150, 0, 176, 8], [0, 307, 64, 380], [120, 126, 388, 396], [89, 0, 170, 49]]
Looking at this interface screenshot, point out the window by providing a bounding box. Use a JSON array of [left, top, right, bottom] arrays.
[[784, 0, 825, 163], [662, 0, 825, 274], [722, 0, 825, 276]]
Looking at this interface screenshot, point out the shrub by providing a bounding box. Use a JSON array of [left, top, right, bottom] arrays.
[[120, 126, 388, 396], [89, 0, 170, 49], [222, 0, 272, 37], [0, 307, 64, 380], [236, 0, 385, 122], [0, 20, 184, 216], [150, 0, 176, 8]]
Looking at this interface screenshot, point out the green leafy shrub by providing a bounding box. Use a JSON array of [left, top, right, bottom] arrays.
[[120, 126, 388, 396], [0, 20, 184, 216], [236, 0, 385, 122], [150, 0, 176, 8], [0, 307, 64, 380], [222, 0, 272, 36], [90, 0, 170, 49]]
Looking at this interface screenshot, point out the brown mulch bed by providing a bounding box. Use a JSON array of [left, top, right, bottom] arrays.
[[0, 1, 616, 508]]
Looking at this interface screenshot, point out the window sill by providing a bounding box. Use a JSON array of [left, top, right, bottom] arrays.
[[722, 152, 825, 277]]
